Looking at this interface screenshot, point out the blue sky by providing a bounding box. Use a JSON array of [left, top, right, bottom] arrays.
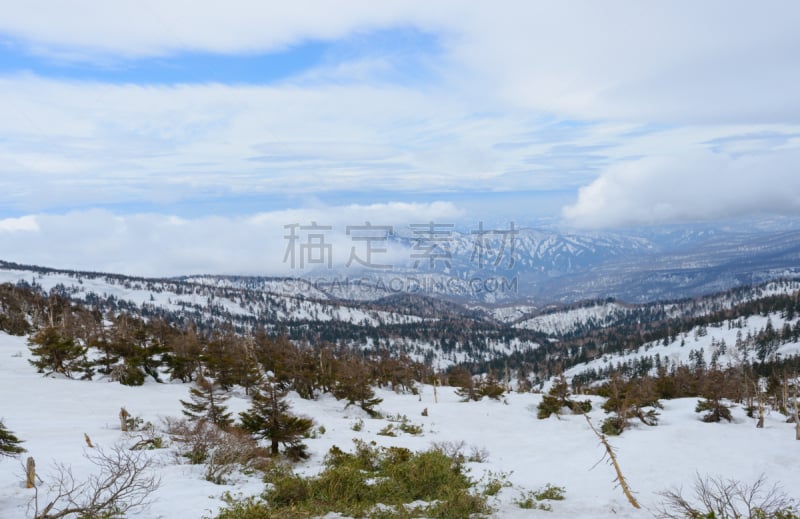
[[0, 26, 441, 86], [0, 1, 799, 274]]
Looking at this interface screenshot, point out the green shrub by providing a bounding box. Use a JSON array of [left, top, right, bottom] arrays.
[[381, 415, 423, 436], [480, 471, 512, 496], [215, 440, 490, 519], [515, 483, 566, 511], [695, 398, 733, 422], [377, 424, 396, 437], [601, 416, 625, 436], [534, 483, 565, 501]]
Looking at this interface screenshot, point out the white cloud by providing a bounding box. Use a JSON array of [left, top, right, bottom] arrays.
[[2, 1, 798, 126], [562, 148, 800, 229], [1, 1, 800, 233], [0, 74, 608, 212], [0, 215, 39, 232], [0, 202, 463, 276]]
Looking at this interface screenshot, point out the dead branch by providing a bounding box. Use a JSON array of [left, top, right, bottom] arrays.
[[30, 443, 159, 519], [584, 414, 640, 509]]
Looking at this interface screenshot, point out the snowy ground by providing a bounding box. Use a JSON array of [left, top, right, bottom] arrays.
[[1, 330, 799, 518], [566, 312, 800, 381]]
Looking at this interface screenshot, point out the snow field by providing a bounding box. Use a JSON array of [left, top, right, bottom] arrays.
[[2, 331, 799, 518]]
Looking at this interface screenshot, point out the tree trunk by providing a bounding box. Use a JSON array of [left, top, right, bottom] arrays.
[[794, 375, 800, 440], [271, 439, 280, 456], [26, 457, 35, 488], [119, 407, 129, 432]]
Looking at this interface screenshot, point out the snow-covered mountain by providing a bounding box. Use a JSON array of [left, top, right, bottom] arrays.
[[254, 225, 800, 304], [3, 259, 800, 376]]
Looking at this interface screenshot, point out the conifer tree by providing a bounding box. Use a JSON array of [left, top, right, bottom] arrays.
[[333, 360, 383, 417], [695, 369, 732, 422], [28, 326, 92, 379], [601, 374, 660, 435], [239, 375, 313, 460], [180, 373, 233, 428], [0, 419, 24, 457], [538, 375, 591, 418]]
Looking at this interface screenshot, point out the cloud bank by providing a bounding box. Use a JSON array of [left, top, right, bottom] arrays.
[[0, 202, 463, 276], [562, 148, 800, 228]]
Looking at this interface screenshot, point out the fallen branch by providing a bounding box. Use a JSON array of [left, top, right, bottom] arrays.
[[584, 414, 640, 509]]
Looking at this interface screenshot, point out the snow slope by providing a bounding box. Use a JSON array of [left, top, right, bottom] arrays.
[[515, 302, 628, 335], [566, 312, 800, 381], [1, 331, 799, 518]]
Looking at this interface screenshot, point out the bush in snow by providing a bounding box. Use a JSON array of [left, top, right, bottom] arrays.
[[599, 374, 661, 435], [537, 375, 591, 419], [656, 473, 799, 519]]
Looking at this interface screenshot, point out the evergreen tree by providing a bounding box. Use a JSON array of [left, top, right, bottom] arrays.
[[537, 375, 591, 419], [28, 326, 92, 379], [180, 373, 233, 428], [239, 376, 313, 460], [0, 419, 24, 457], [164, 323, 203, 383], [601, 374, 660, 435], [695, 369, 732, 422], [333, 359, 383, 417]]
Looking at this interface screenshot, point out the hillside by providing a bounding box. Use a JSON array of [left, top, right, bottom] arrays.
[[1, 330, 799, 518]]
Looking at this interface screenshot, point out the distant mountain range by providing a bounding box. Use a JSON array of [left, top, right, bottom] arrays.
[[264, 225, 800, 304], [3, 254, 800, 371], [4, 223, 800, 307]]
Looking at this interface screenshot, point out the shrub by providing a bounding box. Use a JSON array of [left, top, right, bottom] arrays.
[[534, 483, 566, 501], [600, 374, 661, 434], [165, 417, 270, 483], [215, 440, 490, 519], [481, 471, 512, 496], [695, 398, 733, 423], [383, 414, 423, 435], [656, 473, 799, 519], [377, 424, 396, 437], [30, 443, 159, 519], [515, 484, 566, 511], [537, 375, 591, 419]]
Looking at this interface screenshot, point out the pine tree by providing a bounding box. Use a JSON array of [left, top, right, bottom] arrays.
[[28, 326, 92, 379], [695, 369, 732, 423], [601, 374, 660, 435], [0, 419, 25, 457], [239, 376, 313, 460], [180, 373, 233, 428], [538, 375, 591, 419], [333, 361, 383, 417]]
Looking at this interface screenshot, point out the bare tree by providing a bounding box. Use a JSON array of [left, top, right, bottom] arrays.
[[793, 373, 800, 441], [30, 443, 160, 519], [656, 473, 797, 519]]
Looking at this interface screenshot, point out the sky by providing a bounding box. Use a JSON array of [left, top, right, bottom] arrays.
[[0, 1, 799, 275]]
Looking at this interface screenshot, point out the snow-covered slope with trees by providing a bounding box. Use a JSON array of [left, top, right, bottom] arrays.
[[2, 330, 799, 519]]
